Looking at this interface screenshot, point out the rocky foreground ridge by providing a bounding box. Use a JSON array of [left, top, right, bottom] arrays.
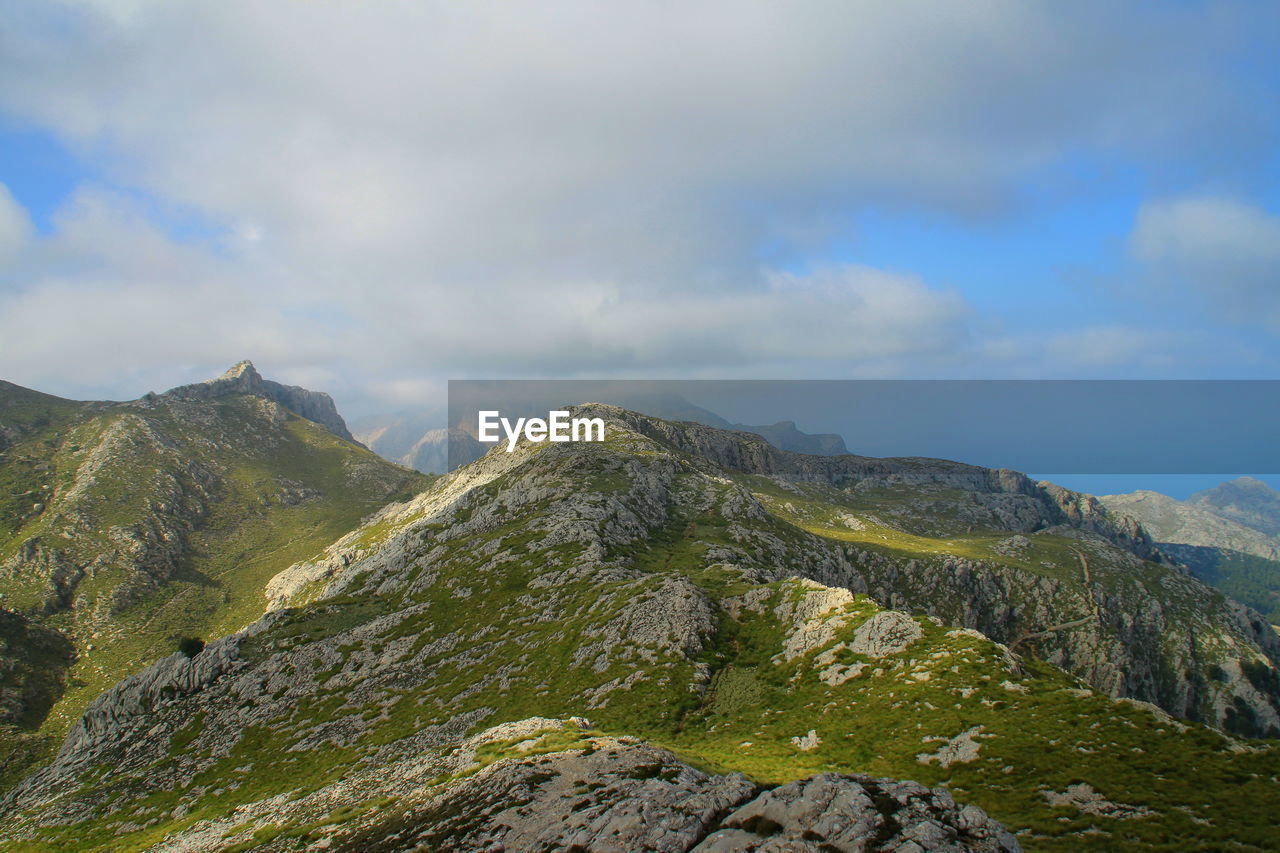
[[3, 402, 1280, 851]]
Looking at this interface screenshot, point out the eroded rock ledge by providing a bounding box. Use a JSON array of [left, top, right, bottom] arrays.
[[345, 736, 1021, 853]]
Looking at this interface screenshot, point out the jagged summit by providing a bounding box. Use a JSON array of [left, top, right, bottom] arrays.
[[161, 360, 360, 445]]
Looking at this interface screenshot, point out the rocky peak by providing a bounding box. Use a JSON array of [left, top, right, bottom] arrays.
[[160, 360, 360, 445]]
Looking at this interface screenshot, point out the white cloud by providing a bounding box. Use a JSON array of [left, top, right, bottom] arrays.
[[1130, 197, 1280, 329], [0, 2, 1275, 401]]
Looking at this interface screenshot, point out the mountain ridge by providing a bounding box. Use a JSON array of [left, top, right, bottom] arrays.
[[0, 364, 427, 790], [160, 360, 361, 445], [6, 403, 1279, 850], [352, 393, 848, 473]]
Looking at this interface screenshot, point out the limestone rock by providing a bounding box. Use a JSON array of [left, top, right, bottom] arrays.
[[776, 579, 855, 661], [1044, 783, 1155, 820], [162, 360, 360, 444], [917, 726, 988, 768], [848, 610, 924, 658], [694, 773, 1021, 852], [345, 740, 759, 852], [336, 741, 1019, 853]]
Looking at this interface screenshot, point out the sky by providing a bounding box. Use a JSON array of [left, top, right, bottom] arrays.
[[1, 1, 1278, 437]]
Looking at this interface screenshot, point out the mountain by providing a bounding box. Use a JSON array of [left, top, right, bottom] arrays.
[[0, 363, 428, 787], [352, 417, 481, 475], [354, 393, 846, 473], [1099, 490, 1280, 562], [1189, 477, 1280, 538], [4, 404, 1280, 851], [161, 360, 362, 445], [1100, 487, 1280, 623]]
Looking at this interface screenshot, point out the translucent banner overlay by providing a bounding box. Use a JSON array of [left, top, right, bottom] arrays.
[[447, 379, 1279, 476]]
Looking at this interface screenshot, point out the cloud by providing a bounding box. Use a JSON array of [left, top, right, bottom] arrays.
[[0, 185, 973, 400], [1129, 197, 1280, 329], [0, 1, 1275, 402], [0, 187, 348, 398]]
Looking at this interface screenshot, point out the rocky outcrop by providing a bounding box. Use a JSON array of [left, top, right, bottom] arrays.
[[344, 740, 1019, 853], [698, 773, 1019, 852], [162, 360, 360, 444], [1043, 783, 1154, 820], [776, 579, 857, 661], [56, 633, 245, 761], [848, 610, 925, 659]]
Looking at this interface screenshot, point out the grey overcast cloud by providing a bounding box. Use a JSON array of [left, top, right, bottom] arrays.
[[0, 1, 1277, 417]]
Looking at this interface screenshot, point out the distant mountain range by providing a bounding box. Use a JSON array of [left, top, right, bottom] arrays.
[[1100, 477, 1280, 623], [1188, 476, 1280, 537], [352, 391, 848, 473]]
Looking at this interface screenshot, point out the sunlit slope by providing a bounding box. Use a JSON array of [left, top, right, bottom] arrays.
[[0, 379, 428, 787], [4, 406, 1278, 851]]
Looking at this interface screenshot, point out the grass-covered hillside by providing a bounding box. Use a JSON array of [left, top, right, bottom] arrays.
[[0, 369, 428, 789], [3, 405, 1278, 851]]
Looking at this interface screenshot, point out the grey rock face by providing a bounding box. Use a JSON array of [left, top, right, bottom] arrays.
[[55, 633, 244, 762], [340, 741, 1018, 853], [842, 535, 1280, 735], [351, 741, 756, 852], [847, 611, 924, 659], [162, 360, 360, 444], [693, 773, 1019, 853]]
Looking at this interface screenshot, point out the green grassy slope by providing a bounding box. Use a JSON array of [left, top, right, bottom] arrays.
[[0, 383, 429, 787], [4, 417, 1278, 851]]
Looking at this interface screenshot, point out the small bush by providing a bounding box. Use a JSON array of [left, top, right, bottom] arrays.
[[177, 636, 206, 659]]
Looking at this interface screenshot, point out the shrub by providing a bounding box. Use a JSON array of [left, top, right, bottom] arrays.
[[177, 636, 206, 659]]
